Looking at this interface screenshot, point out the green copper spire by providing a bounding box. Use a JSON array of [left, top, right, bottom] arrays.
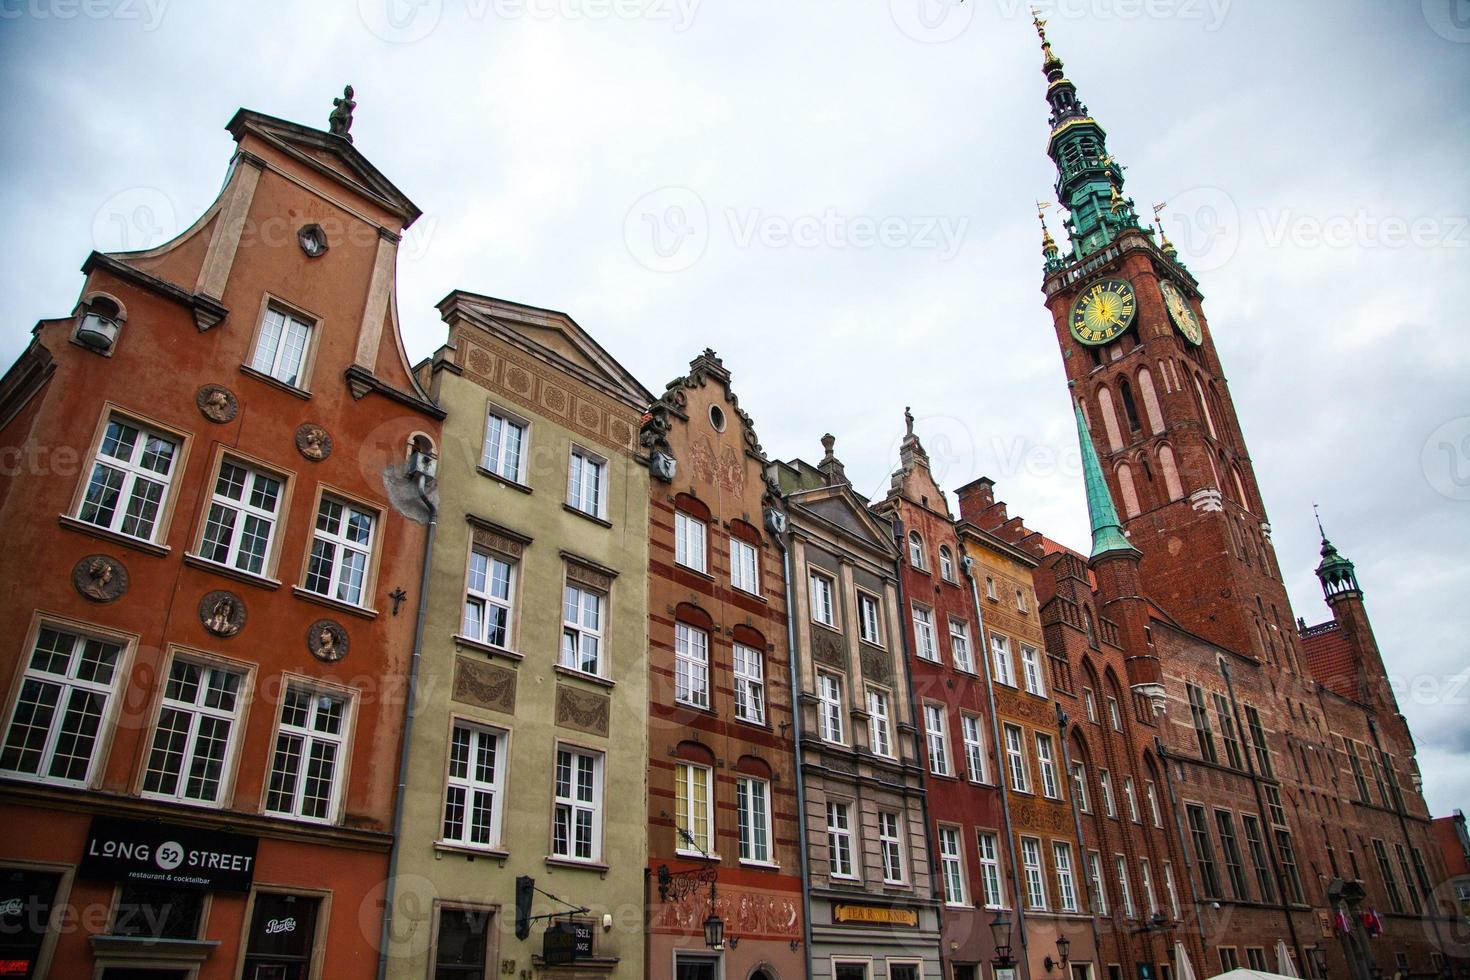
[[1033, 11, 1141, 262], [1073, 388, 1138, 560], [1313, 505, 1360, 600]]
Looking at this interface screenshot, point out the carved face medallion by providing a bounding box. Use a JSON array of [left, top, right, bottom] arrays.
[[295, 423, 333, 461], [196, 384, 239, 424], [72, 554, 128, 603], [199, 590, 246, 637], [307, 619, 349, 663]]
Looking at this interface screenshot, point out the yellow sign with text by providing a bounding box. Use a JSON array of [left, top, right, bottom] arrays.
[[833, 904, 919, 927]]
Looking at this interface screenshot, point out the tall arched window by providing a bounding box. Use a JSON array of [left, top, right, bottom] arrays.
[[908, 530, 926, 569], [1138, 368, 1164, 434], [1232, 466, 1250, 513], [1117, 379, 1142, 433], [1158, 445, 1184, 501], [1096, 388, 1125, 451], [1193, 376, 1219, 440], [1117, 464, 1141, 518]]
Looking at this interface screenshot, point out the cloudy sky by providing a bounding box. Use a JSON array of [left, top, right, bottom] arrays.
[[1, 0, 1466, 812]]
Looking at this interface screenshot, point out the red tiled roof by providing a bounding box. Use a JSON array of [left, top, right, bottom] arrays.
[[1301, 620, 1359, 700]]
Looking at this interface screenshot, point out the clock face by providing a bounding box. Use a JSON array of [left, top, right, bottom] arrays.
[[1160, 280, 1203, 345], [1070, 278, 1136, 346]]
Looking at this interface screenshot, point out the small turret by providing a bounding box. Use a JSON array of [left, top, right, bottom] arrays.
[[1314, 506, 1361, 601]]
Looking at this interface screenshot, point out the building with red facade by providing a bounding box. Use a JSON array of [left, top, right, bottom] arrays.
[[0, 94, 442, 979]]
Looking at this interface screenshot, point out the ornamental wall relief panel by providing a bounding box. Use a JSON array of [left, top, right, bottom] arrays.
[[652, 883, 800, 939], [810, 628, 846, 668], [555, 686, 610, 737], [452, 656, 517, 714], [859, 643, 892, 684]]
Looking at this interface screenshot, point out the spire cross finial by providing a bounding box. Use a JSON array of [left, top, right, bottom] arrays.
[[1313, 502, 1326, 539]]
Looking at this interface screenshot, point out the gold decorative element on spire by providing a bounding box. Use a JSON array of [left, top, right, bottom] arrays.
[[1038, 201, 1059, 258], [1031, 7, 1048, 43], [1153, 202, 1178, 257]]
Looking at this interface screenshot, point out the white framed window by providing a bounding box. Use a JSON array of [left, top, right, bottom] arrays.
[[1107, 695, 1123, 731], [1140, 857, 1158, 914], [463, 549, 515, 648], [962, 714, 987, 783], [939, 546, 956, 581], [198, 458, 282, 575], [732, 643, 765, 724], [908, 530, 926, 569], [674, 762, 712, 856], [1146, 780, 1163, 827], [481, 408, 528, 483], [867, 688, 893, 758], [924, 704, 950, 776], [142, 658, 245, 805], [985, 576, 998, 600], [674, 623, 710, 709], [1088, 851, 1108, 914], [440, 721, 507, 850], [991, 633, 1015, 686], [265, 684, 350, 823], [561, 584, 605, 676], [949, 618, 974, 672], [250, 306, 312, 387], [730, 537, 759, 594], [977, 831, 1005, 908], [827, 800, 856, 878], [566, 445, 608, 519], [1, 625, 125, 785], [737, 776, 773, 865], [858, 592, 882, 644], [1123, 776, 1141, 823], [1054, 842, 1080, 912], [77, 414, 180, 542], [1100, 769, 1117, 818], [304, 495, 376, 607], [939, 827, 967, 906], [1115, 854, 1136, 917], [674, 511, 707, 573], [1004, 723, 1029, 793], [1020, 645, 1046, 695], [912, 606, 939, 662], [1163, 861, 1181, 919], [879, 811, 905, 884], [809, 570, 837, 627], [1083, 688, 1098, 723], [552, 746, 604, 862], [1036, 733, 1060, 799], [1021, 837, 1047, 910], [817, 672, 845, 744], [1071, 762, 1090, 811], [1016, 588, 1030, 613]]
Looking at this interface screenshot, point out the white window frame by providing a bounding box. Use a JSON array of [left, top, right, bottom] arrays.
[[1071, 762, 1090, 812], [730, 537, 759, 595], [858, 592, 882, 645], [985, 576, 998, 600], [1036, 733, 1060, 799], [962, 714, 987, 784], [1123, 776, 1141, 823], [561, 583, 606, 677], [732, 642, 765, 724], [867, 687, 893, 758], [480, 406, 528, 484], [1100, 768, 1117, 818], [912, 605, 939, 662], [463, 548, 516, 649], [674, 762, 713, 856], [1116, 854, 1136, 917], [879, 810, 906, 884], [991, 633, 1015, 687], [1083, 688, 1098, 723], [1016, 588, 1030, 613], [1021, 837, 1047, 910], [1140, 857, 1158, 915], [440, 720, 507, 850], [924, 703, 950, 776], [1146, 779, 1163, 827], [264, 682, 352, 824], [818, 672, 845, 745], [1020, 645, 1046, 696], [908, 531, 926, 569], [949, 618, 974, 673], [827, 800, 856, 879], [1, 623, 127, 786], [1164, 861, 1181, 919], [1088, 851, 1108, 914], [1054, 841, 1080, 912], [566, 445, 608, 519], [810, 570, 837, 627], [196, 457, 284, 575], [939, 826, 968, 907], [1107, 695, 1123, 731], [939, 546, 956, 582], [552, 745, 604, 862], [737, 776, 774, 865], [977, 831, 1005, 909], [76, 413, 181, 543], [1004, 723, 1029, 793], [250, 306, 312, 387], [674, 511, 708, 573], [141, 656, 246, 806], [304, 494, 376, 607], [674, 623, 710, 709]]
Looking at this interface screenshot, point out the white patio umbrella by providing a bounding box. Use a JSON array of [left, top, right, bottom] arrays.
[[1275, 941, 1300, 978], [1175, 941, 1199, 980]]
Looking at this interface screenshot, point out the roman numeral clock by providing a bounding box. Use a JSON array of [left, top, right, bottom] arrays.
[[1068, 275, 1204, 348]]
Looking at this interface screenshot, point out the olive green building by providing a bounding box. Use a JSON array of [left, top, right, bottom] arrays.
[[385, 291, 653, 979]]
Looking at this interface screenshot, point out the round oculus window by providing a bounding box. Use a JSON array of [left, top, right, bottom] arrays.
[[708, 404, 726, 432]]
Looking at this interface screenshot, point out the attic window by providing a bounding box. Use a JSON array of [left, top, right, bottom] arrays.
[[298, 224, 328, 258], [708, 404, 726, 432]]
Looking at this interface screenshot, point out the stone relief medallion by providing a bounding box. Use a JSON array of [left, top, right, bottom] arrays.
[[199, 590, 246, 637], [295, 423, 333, 461], [72, 554, 128, 603], [196, 384, 239, 424], [307, 619, 349, 663]]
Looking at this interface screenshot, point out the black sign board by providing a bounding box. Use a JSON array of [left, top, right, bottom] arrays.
[[79, 816, 258, 892], [542, 920, 593, 965]]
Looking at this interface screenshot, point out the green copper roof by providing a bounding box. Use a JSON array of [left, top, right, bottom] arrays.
[[1073, 394, 1138, 560], [1314, 508, 1359, 597]]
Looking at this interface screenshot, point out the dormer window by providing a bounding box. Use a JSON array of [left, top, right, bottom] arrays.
[[74, 296, 124, 353]]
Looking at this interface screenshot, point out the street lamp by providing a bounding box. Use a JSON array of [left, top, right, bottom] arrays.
[[1046, 936, 1072, 973], [990, 911, 1015, 968], [703, 907, 725, 951]]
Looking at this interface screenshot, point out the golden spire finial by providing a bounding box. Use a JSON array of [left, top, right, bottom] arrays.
[[1038, 200, 1058, 256], [1153, 202, 1178, 255], [1031, 7, 1048, 43]]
